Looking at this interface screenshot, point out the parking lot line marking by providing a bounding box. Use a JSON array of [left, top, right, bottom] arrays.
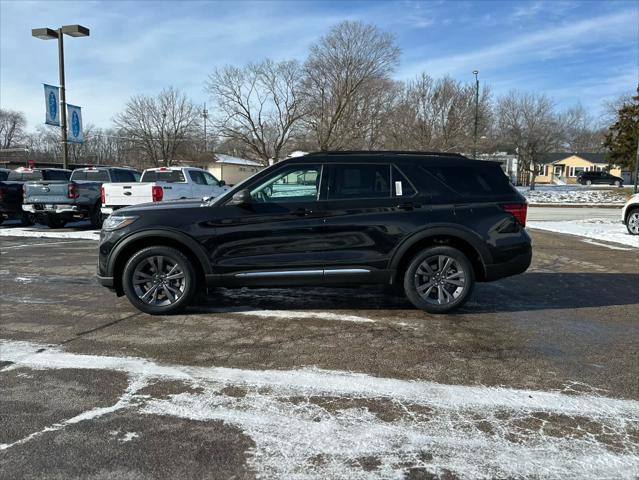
[[2, 340, 638, 479]]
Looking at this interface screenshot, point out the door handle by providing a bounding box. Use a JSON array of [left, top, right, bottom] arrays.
[[396, 202, 414, 210], [293, 208, 312, 216]]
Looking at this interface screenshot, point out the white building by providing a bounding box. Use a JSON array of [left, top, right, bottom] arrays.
[[205, 154, 265, 186]]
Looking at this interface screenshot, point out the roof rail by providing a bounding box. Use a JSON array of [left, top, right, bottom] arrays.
[[305, 150, 464, 157]]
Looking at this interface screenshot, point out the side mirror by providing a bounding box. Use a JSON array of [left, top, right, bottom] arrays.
[[230, 188, 251, 206], [219, 180, 226, 186]]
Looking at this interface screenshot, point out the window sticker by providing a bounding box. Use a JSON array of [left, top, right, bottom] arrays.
[[395, 180, 403, 196]]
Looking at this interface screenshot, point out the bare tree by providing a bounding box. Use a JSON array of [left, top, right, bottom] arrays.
[[113, 87, 200, 167], [561, 104, 606, 152], [207, 59, 305, 164], [0, 109, 27, 149], [302, 21, 400, 151], [385, 74, 492, 153], [497, 91, 563, 189]]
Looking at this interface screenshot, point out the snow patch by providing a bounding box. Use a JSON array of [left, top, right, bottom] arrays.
[[234, 310, 375, 324], [0, 226, 99, 240], [528, 218, 639, 248], [2, 340, 638, 479], [518, 185, 628, 205]]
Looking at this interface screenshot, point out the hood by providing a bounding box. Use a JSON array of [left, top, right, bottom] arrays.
[[117, 198, 206, 215]]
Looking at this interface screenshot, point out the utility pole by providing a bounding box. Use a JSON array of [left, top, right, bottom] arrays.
[[202, 104, 208, 152]]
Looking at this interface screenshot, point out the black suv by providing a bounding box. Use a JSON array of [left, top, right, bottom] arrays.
[[97, 152, 532, 314], [578, 171, 623, 186]]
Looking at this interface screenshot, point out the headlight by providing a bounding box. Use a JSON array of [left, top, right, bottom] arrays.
[[102, 215, 138, 231]]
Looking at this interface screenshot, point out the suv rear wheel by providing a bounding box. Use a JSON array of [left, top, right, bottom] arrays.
[[403, 246, 475, 313], [122, 246, 197, 315]]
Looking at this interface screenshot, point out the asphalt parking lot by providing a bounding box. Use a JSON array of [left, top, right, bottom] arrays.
[[1, 228, 638, 479]]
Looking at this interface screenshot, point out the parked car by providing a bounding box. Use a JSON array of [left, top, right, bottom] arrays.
[[97, 151, 532, 315], [1, 167, 71, 226], [578, 171, 624, 186], [622, 193, 639, 235], [101, 167, 229, 215], [22, 166, 141, 229]]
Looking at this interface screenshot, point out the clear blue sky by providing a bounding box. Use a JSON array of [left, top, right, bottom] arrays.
[[1, 0, 637, 130]]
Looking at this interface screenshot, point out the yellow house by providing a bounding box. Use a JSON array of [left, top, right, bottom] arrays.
[[535, 153, 622, 184]]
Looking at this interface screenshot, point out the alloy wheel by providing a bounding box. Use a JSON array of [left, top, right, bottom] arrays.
[[629, 212, 639, 235], [132, 255, 186, 306], [414, 255, 466, 305]]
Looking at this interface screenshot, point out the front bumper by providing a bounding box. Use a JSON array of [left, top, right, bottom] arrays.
[[96, 274, 114, 288]]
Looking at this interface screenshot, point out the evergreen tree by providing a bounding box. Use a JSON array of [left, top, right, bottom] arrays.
[[604, 87, 639, 169]]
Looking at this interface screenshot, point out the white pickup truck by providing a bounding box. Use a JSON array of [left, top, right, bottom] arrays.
[[101, 167, 230, 215]]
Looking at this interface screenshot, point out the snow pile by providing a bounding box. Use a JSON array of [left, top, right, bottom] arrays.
[[518, 186, 628, 205], [528, 217, 639, 248]]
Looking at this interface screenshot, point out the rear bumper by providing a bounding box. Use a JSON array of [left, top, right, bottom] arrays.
[[483, 245, 532, 281], [23, 204, 86, 215]]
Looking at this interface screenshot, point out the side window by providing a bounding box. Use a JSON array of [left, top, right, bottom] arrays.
[[426, 165, 512, 196], [328, 164, 390, 200], [189, 171, 207, 185], [202, 172, 220, 186], [392, 166, 416, 197], [250, 164, 321, 203]]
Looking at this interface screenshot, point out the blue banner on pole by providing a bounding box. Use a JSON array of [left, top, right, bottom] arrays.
[[43, 84, 60, 126], [66, 104, 83, 144]]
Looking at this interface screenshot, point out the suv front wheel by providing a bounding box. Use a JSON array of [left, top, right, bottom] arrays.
[[403, 246, 475, 314], [122, 246, 197, 315]]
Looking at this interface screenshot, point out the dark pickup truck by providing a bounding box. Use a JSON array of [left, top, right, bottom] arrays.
[[23, 166, 140, 229], [1, 167, 71, 226]]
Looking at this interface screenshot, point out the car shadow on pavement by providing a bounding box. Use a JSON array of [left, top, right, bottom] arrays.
[[188, 272, 639, 315], [463, 272, 639, 313]]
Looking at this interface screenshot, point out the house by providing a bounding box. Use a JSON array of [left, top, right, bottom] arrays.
[[206, 154, 265, 186], [535, 153, 624, 184]]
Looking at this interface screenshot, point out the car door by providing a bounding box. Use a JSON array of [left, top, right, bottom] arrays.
[[319, 161, 419, 278], [187, 170, 209, 198], [201, 163, 328, 280]]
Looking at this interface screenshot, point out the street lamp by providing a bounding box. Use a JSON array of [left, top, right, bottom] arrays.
[[32, 24, 89, 169], [472, 70, 479, 160]]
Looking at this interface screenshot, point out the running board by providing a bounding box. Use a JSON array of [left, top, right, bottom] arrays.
[[235, 268, 370, 278]]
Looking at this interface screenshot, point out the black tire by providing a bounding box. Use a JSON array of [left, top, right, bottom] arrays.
[[46, 215, 66, 229], [614, 180, 622, 187], [403, 246, 475, 314], [21, 212, 35, 226], [626, 208, 639, 236], [89, 205, 103, 229], [122, 246, 197, 315]]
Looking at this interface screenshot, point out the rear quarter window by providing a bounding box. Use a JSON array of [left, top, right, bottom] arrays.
[[141, 170, 185, 183], [426, 164, 513, 197]]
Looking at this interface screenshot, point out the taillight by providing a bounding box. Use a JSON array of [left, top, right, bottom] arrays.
[[152, 185, 163, 202], [501, 203, 527, 227], [67, 182, 79, 199], [100, 186, 105, 205]]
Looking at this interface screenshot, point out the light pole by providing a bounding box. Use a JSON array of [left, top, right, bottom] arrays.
[[32, 24, 89, 170], [472, 70, 479, 160]]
